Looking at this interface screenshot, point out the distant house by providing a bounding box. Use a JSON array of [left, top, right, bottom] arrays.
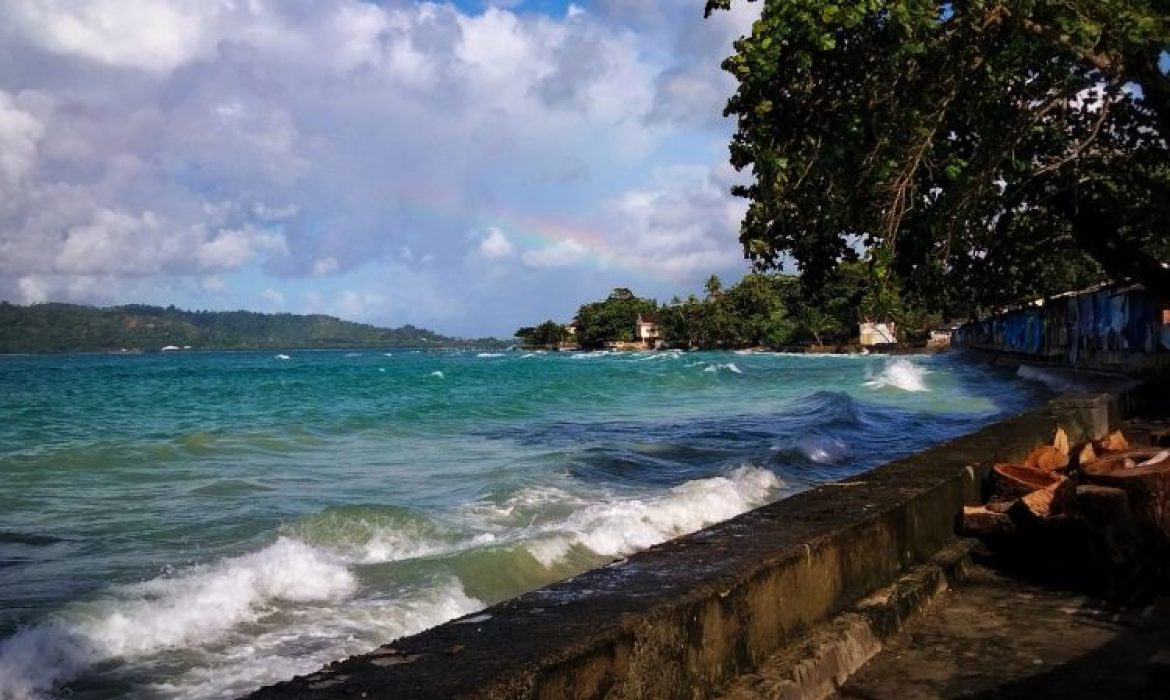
[[636, 313, 662, 349], [859, 322, 896, 347]]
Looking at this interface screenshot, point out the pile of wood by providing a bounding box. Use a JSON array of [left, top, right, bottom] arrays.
[[959, 427, 1170, 573]]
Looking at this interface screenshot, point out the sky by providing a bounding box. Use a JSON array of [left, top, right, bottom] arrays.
[[0, 0, 763, 337]]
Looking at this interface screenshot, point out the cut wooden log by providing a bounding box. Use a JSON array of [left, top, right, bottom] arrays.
[[1075, 484, 1143, 574], [985, 499, 1015, 514], [1099, 430, 1130, 452], [1053, 427, 1070, 456], [990, 463, 1065, 502], [1081, 448, 1170, 542], [1011, 477, 1074, 519], [1077, 442, 1098, 467], [1024, 445, 1070, 472], [958, 505, 1016, 538]]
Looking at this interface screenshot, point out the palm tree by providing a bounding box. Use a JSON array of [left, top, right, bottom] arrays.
[[801, 308, 841, 347]]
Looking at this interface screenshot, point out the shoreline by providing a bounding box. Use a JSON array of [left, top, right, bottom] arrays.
[[246, 371, 1145, 699]]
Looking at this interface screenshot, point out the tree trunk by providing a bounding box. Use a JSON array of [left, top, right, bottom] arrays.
[[1081, 449, 1170, 542], [1052, 189, 1170, 298]]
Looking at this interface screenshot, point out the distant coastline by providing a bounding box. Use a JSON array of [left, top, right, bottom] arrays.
[[0, 302, 505, 354]]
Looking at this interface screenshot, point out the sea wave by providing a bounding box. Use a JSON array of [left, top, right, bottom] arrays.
[[284, 504, 496, 565], [702, 362, 742, 374], [863, 358, 929, 392], [494, 466, 781, 567], [0, 538, 354, 699]]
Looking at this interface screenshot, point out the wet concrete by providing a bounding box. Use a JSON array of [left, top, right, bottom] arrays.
[[829, 557, 1170, 700], [247, 405, 1067, 700]]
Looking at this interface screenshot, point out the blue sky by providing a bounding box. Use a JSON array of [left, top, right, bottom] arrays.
[[0, 0, 762, 336]]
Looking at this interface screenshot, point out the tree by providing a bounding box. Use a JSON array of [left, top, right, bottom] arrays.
[[532, 319, 568, 347], [574, 289, 658, 348], [799, 307, 842, 347], [706, 0, 1170, 315], [704, 275, 724, 299]]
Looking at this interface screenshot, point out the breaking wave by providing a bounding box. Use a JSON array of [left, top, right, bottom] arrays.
[[863, 358, 929, 392]]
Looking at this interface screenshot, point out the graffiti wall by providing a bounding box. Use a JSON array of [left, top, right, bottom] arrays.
[[952, 285, 1170, 370]]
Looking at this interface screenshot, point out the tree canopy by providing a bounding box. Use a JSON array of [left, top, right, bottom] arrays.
[[574, 288, 659, 347], [706, 0, 1170, 317]]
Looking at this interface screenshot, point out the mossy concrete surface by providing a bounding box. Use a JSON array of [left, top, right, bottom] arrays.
[[246, 408, 1066, 700]]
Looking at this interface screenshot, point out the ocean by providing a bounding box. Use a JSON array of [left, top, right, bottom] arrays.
[[0, 349, 1052, 699]]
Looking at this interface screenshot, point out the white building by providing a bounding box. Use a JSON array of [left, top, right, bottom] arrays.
[[859, 322, 897, 347], [636, 313, 662, 349]]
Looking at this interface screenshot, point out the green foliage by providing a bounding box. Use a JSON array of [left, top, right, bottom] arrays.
[[659, 273, 802, 348], [708, 0, 1170, 316], [574, 289, 658, 348], [515, 319, 569, 347], [0, 302, 492, 354], [798, 307, 842, 347]]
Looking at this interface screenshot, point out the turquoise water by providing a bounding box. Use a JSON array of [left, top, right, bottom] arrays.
[[0, 349, 1050, 698]]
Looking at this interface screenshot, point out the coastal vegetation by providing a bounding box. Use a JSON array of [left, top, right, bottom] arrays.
[[516, 267, 936, 350], [705, 0, 1170, 319], [0, 302, 499, 354]]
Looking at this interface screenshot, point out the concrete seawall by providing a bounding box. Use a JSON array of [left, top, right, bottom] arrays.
[[247, 403, 1108, 700]]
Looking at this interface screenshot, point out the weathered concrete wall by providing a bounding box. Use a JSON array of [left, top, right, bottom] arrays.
[[951, 284, 1170, 374], [247, 404, 1077, 700]]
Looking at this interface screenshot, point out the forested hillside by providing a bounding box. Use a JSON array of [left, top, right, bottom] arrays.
[[0, 303, 495, 353]]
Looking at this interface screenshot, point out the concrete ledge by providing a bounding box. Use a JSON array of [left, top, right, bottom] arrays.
[[248, 408, 1060, 700], [717, 539, 976, 700]]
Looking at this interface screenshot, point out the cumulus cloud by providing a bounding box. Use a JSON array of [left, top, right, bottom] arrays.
[[0, 0, 758, 334], [521, 240, 589, 268], [0, 91, 44, 183], [0, 0, 223, 74], [477, 228, 516, 260], [313, 256, 340, 276], [603, 163, 749, 277]]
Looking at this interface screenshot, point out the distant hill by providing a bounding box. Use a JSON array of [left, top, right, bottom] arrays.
[[0, 302, 503, 354]]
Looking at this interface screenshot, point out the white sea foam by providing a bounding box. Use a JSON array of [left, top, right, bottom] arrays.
[[519, 466, 780, 567], [349, 531, 497, 565], [0, 538, 354, 699], [864, 358, 929, 392], [142, 578, 481, 700], [430, 370, 445, 379], [274, 354, 291, 360], [703, 362, 742, 374], [571, 351, 612, 359], [383, 353, 394, 357], [795, 436, 851, 464], [638, 350, 682, 362], [520, 353, 536, 358], [476, 353, 505, 358]]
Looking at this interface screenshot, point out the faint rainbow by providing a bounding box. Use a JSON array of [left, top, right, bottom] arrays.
[[388, 184, 676, 282]]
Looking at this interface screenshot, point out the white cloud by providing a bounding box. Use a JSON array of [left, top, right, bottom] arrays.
[[0, 90, 44, 183], [195, 227, 287, 271], [313, 256, 340, 276], [477, 227, 516, 259], [0, 0, 756, 335], [602, 164, 747, 277], [521, 240, 589, 268], [17, 276, 48, 304], [202, 275, 228, 294], [0, 0, 226, 74]]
